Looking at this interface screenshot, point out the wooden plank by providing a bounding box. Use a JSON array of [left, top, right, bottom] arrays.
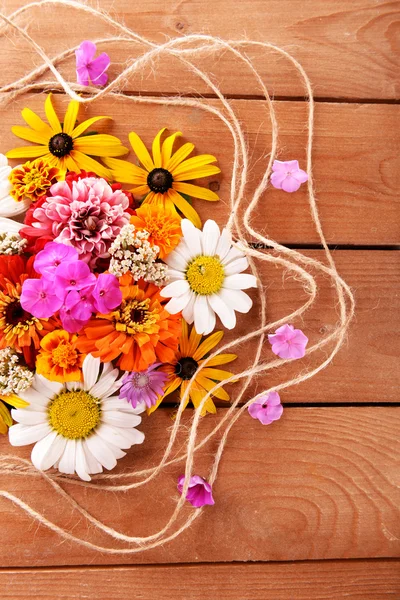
[[1, 1, 399, 100], [1, 560, 400, 599], [0, 407, 399, 566], [2, 95, 399, 245]]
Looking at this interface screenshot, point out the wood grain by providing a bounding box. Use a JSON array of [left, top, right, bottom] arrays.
[[1, 0, 399, 100], [2, 95, 399, 245], [0, 407, 399, 567], [1, 560, 400, 599]]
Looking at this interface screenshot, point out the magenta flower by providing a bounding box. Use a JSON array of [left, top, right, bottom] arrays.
[[20, 278, 63, 319], [270, 160, 308, 193], [60, 305, 87, 334], [248, 391, 283, 425], [177, 475, 215, 508], [92, 273, 122, 314], [65, 288, 95, 322], [268, 324, 308, 359], [75, 41, 110, 87], [34, 242, 78, 280], [54, 261, 96, 299], [119, 363, 168, 409]]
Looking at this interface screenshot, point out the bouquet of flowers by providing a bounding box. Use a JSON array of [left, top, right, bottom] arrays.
[[0, 92, 264, 490]]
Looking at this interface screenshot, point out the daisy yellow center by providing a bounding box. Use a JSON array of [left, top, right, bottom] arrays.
[[51, 341, 79, 368], [115, 298, 158, 335], [186, 255, 225, 295], [48, 390, 100, 440]]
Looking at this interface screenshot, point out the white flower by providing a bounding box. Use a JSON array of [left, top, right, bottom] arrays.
[[160, 219, 257, 335], [8, 355, 145, 481], [0, 154, 30, 218]]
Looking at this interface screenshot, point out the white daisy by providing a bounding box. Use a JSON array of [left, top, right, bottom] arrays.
[[0, 154, 30, 218], [8, 354, 145, 481], [160, 219, 257, 335]]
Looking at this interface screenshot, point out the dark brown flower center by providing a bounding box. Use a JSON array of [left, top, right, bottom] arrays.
[[175, 357, 199, 380], [147, 168, 173, 194], [48, 133, 74, 157], [5, 300, 32, 326], [130, 308, 146, 324]]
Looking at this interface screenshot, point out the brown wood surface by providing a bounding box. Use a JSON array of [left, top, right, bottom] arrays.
[[1, 560, 399, 600], [1, 407, 399, 567], [2, 95, 399, 245], [1, 0, 399, 100]]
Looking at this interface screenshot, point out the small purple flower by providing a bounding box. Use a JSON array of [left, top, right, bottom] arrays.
[[34, 242, 78, 280], [65, 288, 95, 322], [177, 475, 215, 508], [248, 391, 283, 425], [119, 363, 168, 409], [92, 273, 122, 314], [54, 261, 96, 300], [270, 160, 308, 193], [20, 278, 63, 319], [59, 305, 87, 334], [75, 41, 110, 87], [268, 324, 308, 359]]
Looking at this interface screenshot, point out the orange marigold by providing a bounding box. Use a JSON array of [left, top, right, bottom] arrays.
[[0, 255, 56, 367], [36, 329, 86, 382], [76, 274, 181, 371], [9, 158, 61, 202], [130, 203, 182, 260]]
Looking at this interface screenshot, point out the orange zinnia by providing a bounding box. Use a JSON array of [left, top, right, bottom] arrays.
[[76, 274, 181, 372], [130, 204, 182, 260], [0, 255, 56, 367], [36, 329, 86, 382]]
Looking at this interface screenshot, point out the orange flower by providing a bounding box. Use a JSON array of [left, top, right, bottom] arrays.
[[36, 329, 86, 382], [0, 255, 56, 367], [76, 275, 181, 371], [9, 158, 61, 203], [130, 204, 182, 260]]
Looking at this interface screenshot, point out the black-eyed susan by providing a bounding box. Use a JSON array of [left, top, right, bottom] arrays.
[[149, 320, 237, 416], [6, 93, 128, 179], [103, 128, 221, 228]]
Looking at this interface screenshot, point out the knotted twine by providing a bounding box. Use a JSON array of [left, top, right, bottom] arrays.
[[0, 0, 355, 554]]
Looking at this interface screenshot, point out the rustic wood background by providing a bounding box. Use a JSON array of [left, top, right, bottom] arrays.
[[0, 1, 399, 598]]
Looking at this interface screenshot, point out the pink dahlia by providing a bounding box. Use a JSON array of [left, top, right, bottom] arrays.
[[22, 177, 130, 267]]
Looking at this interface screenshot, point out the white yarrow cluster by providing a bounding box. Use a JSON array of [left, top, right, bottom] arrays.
[[109, 224, 169, 286], [0, 348, 34, 395], [0, 231, 27, 255]]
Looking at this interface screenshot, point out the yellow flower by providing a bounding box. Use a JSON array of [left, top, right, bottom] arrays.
[[6, 93, 128, 179], [104, 128, 221, 227], [0, 394, 28, 435], [149, 320, 237, 416], [9, 158, 61, 202], [130, 203, 182, 260], [35, 329, 86, 383]]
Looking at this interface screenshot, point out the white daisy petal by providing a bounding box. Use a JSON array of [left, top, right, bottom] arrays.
[[223, 273, 258, 290], [215, 228, 232, 261], [182, 291, 196, 323], [11, 408, 47, 426], [34, 375, 63, 397], [223, 256, 250, 276], [201, 219, 220, 255], [164, 290, 191, 314], [0, 195, 31, 218], [174, 239, 193, 262], [31, 432, 67, 472], [222, 245, 248, 265], [160, 279, 190, 298], [90, 368, 119, 398], [75, 440, 91, 481], [167, 268, 185, 281], [0, 217, 24, 234], [181, 219, 202, 256], [101, 410, 142, 428], [19, 386, 52, 407], [58, 439, 76, 475], [82, 440, 103, 474], [219, 288, 253, 313], [129, 401, 146, 416], [208, 293, 237, 329], [83, 354, 100, 391], [206, 299, 216, 332], [194, 294, 214, 335], [85, 435, 117, 471], [9, 422, 51, 446], [165, 249, 187, 271], [96, 423, 135, 450], [66, 380, 83, 391]]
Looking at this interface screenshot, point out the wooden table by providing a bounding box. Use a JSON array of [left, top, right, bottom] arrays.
[[0, 1, 399, 598]]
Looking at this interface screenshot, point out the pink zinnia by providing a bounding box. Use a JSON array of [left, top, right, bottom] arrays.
[[248, 391, 283, 425], [24, 177, 130, 267], [270, 160, 308, 193], [268, 324, 308, 359], [177, 475, 215, 508]]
